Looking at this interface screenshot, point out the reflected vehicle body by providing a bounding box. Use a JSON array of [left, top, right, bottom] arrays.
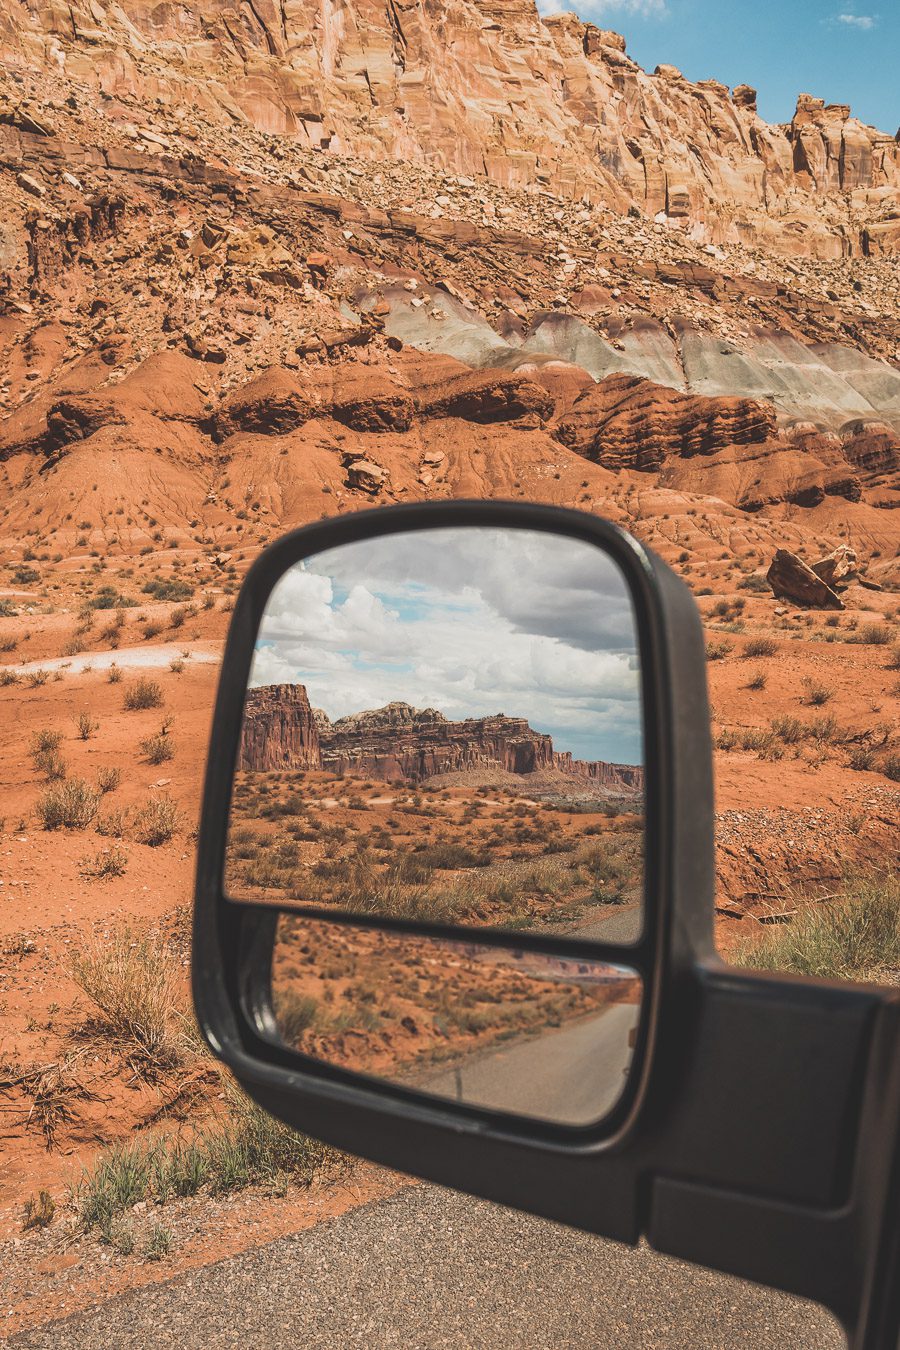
[[271, 915, 641, 1126]]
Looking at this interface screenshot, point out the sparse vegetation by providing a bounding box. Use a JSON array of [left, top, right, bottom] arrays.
[[123, 677, 164, 711], [30, 729, 66, 779], [22, 1190, 55, 1231], [79, 846, 129, 880], [74, 1087, 332, 1242], [37, 779, 100, 831], [140, 719, 175, 765], [743, 636, 778, 658], [142, 577, 194, 603], [134, 795, 180, 846], [69, 927, 182, 1066], [97, 766, 122, 794], [75, 710, 99, 740], [853, 623, 892, 646], [801, 678, 834, 706], [732, 873, 900, 982], [144, 1224, 173, 1261]]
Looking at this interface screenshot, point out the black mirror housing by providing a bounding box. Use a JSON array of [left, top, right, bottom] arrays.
[[193, 501, 900, 1350]]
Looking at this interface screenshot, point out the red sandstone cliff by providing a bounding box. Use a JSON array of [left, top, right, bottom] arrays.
[[2, 0, 898, 254], [237, 682, 321, 772], [240, 687, 643, 790]]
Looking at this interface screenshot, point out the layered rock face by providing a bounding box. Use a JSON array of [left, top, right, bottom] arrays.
[[238, 682, 322, 772], [239, 688, 643, 790], [3, 0, 898, 253], [318, 703, 557, 781]]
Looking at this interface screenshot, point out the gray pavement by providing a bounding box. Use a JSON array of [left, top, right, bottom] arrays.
[[10, 1184, 844, 1349]]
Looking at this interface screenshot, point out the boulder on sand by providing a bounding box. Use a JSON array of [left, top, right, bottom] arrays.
[[766, 549, 844, 609]]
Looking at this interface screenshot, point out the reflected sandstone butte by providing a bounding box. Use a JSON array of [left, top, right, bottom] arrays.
[[240, 685, 642, 790], [237, 682, 322, 771]]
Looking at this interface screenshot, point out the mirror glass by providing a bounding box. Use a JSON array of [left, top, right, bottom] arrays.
[[271, 914, 642, 1126], [226, 527, 645, 943]]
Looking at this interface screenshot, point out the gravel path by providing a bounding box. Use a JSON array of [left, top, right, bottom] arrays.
[[9, 1184, 843, 1349]]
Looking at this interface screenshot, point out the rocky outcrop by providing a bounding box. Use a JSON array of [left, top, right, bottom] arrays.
[[554, 375, 776, 472], [766, 550, 844, 610], [811, 545, 858, 588], [240, 688, 642, 790], [25, 195, 124, 292], [4, 0, 898, 254], [319, 703, 557, 782], [238, 683, 322, 772], [415, 372, 554, 426], [214, 367, 315, 439]]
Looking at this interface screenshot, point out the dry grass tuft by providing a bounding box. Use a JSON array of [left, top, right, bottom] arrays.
[[732, 872, 900, 982], [69, 927, 183, 1068], [123, 677, 164, 711], [37, 778, 99, 830], [134, 795, 180, 845]]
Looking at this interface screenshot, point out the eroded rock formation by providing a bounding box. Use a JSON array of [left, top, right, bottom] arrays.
[[240, 688, 643, 790], [238, 682, 322, 771], [4, 0, 898, 254]]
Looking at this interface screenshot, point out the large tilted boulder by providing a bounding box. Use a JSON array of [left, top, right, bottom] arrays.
[[766, 549, 844, 609]]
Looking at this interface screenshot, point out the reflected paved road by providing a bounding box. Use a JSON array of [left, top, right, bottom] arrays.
[[419, 1003, 637, 1123], [11, 1185, 844, 1349]]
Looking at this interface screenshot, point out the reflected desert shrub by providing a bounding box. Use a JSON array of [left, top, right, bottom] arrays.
[[275, 991, 325, 1043]]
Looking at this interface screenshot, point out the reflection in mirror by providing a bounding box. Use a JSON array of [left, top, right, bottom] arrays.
[[271, 914, 642, 1126], [227, 527, 644, 942]]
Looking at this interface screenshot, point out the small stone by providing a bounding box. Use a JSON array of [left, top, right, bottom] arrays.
[[16, 172, 45, 198]]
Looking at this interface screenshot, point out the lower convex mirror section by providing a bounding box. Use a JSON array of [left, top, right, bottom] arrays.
[[270, 914, 642, 1127]]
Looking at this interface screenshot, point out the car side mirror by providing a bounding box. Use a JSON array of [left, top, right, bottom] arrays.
[[193, 501, 900, 1350]]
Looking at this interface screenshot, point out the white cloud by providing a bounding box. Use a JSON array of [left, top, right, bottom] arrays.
[[249, 528, 644, 765], [836, 12, 876, 27], [537, 0, 667, 15]]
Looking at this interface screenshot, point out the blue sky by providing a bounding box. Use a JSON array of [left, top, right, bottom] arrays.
[[543, 0, 898, 133]]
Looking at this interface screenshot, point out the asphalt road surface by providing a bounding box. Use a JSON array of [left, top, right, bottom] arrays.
[[11, 1185, 844, 1349]]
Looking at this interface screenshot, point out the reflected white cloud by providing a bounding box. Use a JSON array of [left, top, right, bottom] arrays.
[[249, 528, 643, 764]]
